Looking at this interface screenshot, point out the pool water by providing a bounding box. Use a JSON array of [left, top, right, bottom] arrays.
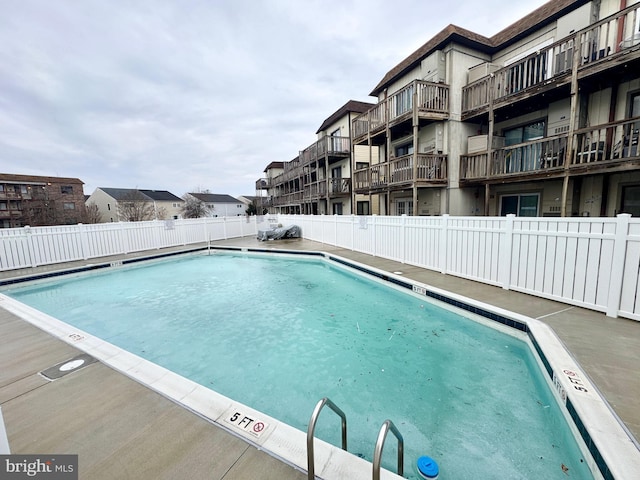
[[5, 253, 594, 479]]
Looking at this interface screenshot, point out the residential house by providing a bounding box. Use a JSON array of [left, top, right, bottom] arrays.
[[186, 193, 245, 217], [258, 0, 640, 217], [86, 188, 184, 222], [257, 101, 377, 214], [0, 173, 86, 228]]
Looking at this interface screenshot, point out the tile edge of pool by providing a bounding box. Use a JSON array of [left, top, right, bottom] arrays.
[[1, 248, 639, 480]]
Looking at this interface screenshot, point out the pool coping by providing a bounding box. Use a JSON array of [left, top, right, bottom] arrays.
[[1, 247, 639, 480]]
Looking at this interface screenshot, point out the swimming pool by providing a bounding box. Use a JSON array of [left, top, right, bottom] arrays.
[[0, 250, 620, 479]]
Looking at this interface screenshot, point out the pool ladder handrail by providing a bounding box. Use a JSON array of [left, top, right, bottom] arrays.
[[372, 419, 404, 480], [306, 397, 347, 480]]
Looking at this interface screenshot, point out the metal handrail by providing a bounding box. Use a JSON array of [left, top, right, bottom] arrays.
[[372, 419, 404, 480], [307, 397, 347, 480]]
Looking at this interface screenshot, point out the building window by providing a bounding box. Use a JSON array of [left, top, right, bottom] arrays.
[[63, 202, 76, 210], [332, 203, 343, 215], [355, 162, 369, 170], [0, 185, 4, 192], [20, 185, 28, 194], [0, 202, 6, 210], [396, 199, 413, 216], [620, 185, 640, 216], [394, 143, 413, 157], [503, 120, 546, 173], [500, 193, 539, 216], [107, 203, 111, 211], [60, 185, 74, 194], [356, 201, 369, 215]]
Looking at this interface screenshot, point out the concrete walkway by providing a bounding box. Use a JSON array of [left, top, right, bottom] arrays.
[[1, 237, 638, 479]]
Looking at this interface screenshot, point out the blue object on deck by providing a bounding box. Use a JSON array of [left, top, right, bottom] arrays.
[[416, 455, 439, 479]]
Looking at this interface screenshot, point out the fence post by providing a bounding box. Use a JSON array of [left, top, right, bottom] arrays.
[[78, 223, 90, 260], [499, 214, 515, 290], [401, 214, 407, 264], [372, 215, 377, 257], [440, 214, 449, 274], [606, 213, 631, 317], [24, 226, 38, 268], [351, 214, 355, 251], [334, 214, 338, 246], [223, 217, 228, 240]]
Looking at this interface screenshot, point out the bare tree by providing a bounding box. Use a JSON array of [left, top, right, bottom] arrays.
[[180, 194, 211, 218], [117, 190, 156, 222], [84, 203, 103, 223]]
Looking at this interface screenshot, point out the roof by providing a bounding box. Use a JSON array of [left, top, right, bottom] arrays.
[[98, 188, 182, 202], [371, 0, 589, 96], [315, 100, 377, 134], [264, 161, 284, 172], [0, 173, 84, 185], [189, 193, 240, 204], [139, 189, 183, 202]]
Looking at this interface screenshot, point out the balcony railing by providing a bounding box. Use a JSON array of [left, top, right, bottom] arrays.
[[352, 80, 449, 141], [462, 3, 640, 115], [461, 135, 568, 179], [352, 154, 448, 190], [328, 178, 351, 195], [300, 136, 351, 166], [572, 117, 640, 167], [304, 181, 327, 200], [255, 178, 270, 190]]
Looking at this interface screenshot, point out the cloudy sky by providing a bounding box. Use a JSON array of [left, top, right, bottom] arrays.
[[0, 0, 549, 198]]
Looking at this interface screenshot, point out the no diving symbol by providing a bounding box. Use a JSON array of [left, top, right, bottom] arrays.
[[253, 422, 265, 433]]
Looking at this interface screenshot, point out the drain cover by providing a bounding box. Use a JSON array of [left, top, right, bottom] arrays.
[[40, 353, 96, 380]]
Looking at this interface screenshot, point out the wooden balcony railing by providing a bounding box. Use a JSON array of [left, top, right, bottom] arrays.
[[304, 181, 327, 199], [462, 3, 640, 115], [352, 154, 448, 190], [300, 136, 351, 166], [255, 178, 270, 190], [572, 117, 640, 167], [461, 135, 568, 179], [328, 178, 351, 195], [352, 80, 449, 141]]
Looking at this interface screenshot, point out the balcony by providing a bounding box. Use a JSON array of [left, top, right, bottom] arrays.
[[328, 178, 351, 197], [300, 136, 350, 166], [462, 3, 640, 118], [0, 209, 22, 219], [303, 181, 327, 201], [352, 80, 450, 144], [572, 117, 640, 171], [461, 135, 568, 180], [255, 178, 270, 190], [460, 117, 640, 181], [353, 154, 447, 192]]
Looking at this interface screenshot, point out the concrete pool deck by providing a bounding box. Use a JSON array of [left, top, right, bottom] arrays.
[[0, 236, 639, 479]]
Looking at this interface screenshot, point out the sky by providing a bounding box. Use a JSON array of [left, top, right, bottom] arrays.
[[0, 0, 550, 199]]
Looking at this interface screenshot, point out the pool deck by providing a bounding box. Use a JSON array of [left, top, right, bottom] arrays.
[[1, 236, 639, 479]]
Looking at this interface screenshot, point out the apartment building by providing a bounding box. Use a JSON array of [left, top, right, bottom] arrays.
[[258, 0, 640, 217], [0, 173, 86, 228], [257, 100, 376, 215]]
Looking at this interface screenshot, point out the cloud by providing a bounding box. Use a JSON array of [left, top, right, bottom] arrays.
[[0, 0, 549, 197]]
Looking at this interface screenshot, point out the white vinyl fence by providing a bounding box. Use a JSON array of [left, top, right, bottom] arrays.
[[2, 214, 639, 321], [0, 216, 265, 271], [278, 214, 640, 321]]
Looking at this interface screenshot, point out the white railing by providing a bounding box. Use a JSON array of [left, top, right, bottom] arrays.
[[277, 214, 640, 321], [0, 216, 264, 271]]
